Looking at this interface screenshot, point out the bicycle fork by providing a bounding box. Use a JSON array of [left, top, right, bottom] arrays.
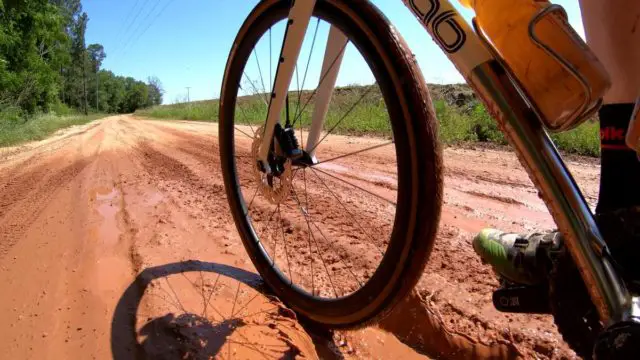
[[258, 0, 347, 169]]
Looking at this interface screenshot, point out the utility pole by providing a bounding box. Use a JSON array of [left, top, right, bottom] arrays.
[[96, 70, 99, 112], [186, 87, 191, 103], [82, 50, 88, 115]]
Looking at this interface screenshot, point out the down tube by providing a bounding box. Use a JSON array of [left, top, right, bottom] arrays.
[[400, 0, 630, 323]]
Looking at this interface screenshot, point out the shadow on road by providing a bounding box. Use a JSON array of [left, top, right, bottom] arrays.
[[110, 260, 343, 360]]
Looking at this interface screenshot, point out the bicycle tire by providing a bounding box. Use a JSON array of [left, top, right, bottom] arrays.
[[219, 0, 442, 328]]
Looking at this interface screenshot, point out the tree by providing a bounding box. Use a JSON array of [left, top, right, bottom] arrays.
[[72, 12, 88, 114], [147, 76, 164, 106], [87, 44, 105, 71], [87, 43, 105, 111], [0, 1, 163, 118], [0, 0, 69, 113]]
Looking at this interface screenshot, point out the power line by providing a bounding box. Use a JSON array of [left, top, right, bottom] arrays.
[[114, 0, 141, 43], [118, 0, 164, 54], [111, 0, 151, 58], [118, 0, 178, 59], [123, 0, 151, 40]]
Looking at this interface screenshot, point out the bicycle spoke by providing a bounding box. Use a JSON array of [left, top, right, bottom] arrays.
[[285, 93, 290, 125], [242, 71, 269, 106], [231, 306, 280, 322], [291, 41, 348, 127], [294, 64, 301, 121], [295, 18, 320, 122], [245, 186, 260, 215], [179, 272, 224, 322], [308, 84, 375, 154], [303, 169, 314, 295], [150, 291, 183, 313], [292, 189, 342, 298], [255, 204, 280, 260], [290, 187, 340, 298], [310, 166, 396, 206], [302, 192, 363, 290], [235, 126, 255, 140], [230, 280, 241, 318], [294, 66, 304, 149], [202, 272, 222, 319], [311, 141, 394, 166], [309, 167, 385, 255], [236, 102, 256, 134], [228, 328, 272, 360], [229, 291, 261, 319], [253, 48, 269, 101], [198, 271, 208, 318], [271, 204, 280, 267], [277, 205, 294, 285], [164, 276, 188, 314]]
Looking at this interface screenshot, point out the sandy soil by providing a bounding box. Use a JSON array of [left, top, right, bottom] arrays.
[[0, 115, 600, 359]]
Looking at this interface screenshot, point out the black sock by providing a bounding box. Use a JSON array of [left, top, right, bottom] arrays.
[[596, 103, 640, 214]]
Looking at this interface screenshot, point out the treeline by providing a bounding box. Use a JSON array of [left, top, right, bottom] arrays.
[[0, 0, 162, 118]]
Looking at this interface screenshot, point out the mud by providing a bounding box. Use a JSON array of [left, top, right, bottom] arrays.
[[0, 115, 600, 359]]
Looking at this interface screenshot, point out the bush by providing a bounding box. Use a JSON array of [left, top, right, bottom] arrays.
[[550, 120, 599, 157], [0, 106, 26, 128], [469, 103, 507, 144], [434, 100, 477, 143], [49, 102, 78, 117]]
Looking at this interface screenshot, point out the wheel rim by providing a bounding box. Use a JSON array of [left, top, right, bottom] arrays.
[[227, 4, 405, 302]]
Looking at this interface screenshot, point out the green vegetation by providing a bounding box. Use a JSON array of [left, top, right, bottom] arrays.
[[549, 121, 599, 156], [136, 100, 219, 121], [0, 0, 164, 146], [137, 84, 600, 157], [0, 111, 105, 147]]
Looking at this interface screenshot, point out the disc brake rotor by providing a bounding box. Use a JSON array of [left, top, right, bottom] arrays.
[[251, 126, 292, 205]]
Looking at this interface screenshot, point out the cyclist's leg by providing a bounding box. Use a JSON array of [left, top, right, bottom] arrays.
[[474, 0, 640, 285], [581, 0, 640, 284], [580, 0, 640, 213]]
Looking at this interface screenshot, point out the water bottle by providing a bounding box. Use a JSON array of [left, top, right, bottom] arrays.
[[459, 0, 611, 131]]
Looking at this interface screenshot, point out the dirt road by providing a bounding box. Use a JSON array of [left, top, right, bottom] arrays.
[[0, 115, 600, 359]]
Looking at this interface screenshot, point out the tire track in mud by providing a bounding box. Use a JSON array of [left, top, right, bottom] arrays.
[[132, 141, 231, 236], [0, 157, 93, 258], [0, 166, 51, 214]]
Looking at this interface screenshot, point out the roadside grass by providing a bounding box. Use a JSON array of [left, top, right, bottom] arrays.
[[136, 84, 600, 157], [136, 99, 218, 121], [0, 110, 106, 147]]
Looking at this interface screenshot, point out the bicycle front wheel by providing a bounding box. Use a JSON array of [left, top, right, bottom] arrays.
[[219, 0, 443, 328]]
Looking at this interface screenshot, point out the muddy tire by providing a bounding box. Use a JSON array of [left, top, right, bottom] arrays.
[[219, 0, 443, 328]]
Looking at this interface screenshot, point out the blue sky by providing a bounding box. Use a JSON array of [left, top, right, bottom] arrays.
[[84, 0, 584, 104]]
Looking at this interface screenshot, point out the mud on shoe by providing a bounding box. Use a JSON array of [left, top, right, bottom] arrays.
[[473, 228, 562, 286], [473, 229, 563, 313]]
